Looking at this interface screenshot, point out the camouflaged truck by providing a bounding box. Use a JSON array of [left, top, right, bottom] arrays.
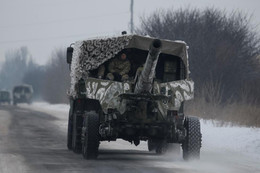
[[66, 34, 202, 160], [13, 84, 33, 105]]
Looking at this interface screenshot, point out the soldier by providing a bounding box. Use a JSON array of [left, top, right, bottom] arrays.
[[106, 53, 131, 82], [97, 64, 105, 79]]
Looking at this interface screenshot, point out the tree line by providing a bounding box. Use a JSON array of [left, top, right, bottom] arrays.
[[0, 47, 70, 103], [136, 8, 260, 104], [0, 7, 259, 107]]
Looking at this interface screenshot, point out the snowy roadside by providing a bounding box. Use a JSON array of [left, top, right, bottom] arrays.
[[201, 120, 260, 160], [0, 110, 29, 173], [19, 102, 260, 159]]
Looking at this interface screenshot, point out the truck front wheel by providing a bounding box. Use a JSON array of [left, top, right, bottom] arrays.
[[148, 139, 156, 151]]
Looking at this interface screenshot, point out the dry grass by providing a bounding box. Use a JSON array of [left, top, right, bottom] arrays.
[[185, 99, 260, 127], [185, 82, 260, 127]]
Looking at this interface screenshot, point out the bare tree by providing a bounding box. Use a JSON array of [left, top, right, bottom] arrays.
[[41, 48, 70, 103], [0, 46, 33, 90], [23, 65, 45, 100], [136, 8, 260, 103]]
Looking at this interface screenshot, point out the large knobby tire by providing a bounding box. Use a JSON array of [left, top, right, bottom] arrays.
[[72, 112, 83, 154], [182, 116, 202, 160], [67, 109, 73, 150], [82, 111, 100, 159]]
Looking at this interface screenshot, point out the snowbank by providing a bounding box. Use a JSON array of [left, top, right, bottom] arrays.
[[201, 120, 260, 159]]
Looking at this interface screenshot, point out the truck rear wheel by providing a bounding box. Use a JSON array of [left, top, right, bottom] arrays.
[[67, 109, 73, 150], [72, 112, 83, 153], [82, 111, 100, 159], [182, 116, 202, 160]]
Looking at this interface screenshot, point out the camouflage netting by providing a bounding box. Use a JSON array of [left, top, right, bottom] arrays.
[[70, 35, 133, 96], [69, 35, 189, 97]]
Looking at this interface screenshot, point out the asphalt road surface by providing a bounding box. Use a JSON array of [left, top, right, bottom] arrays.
[[0, 105, 259, 173]]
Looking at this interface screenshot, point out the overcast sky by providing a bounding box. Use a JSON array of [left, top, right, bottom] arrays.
[[0, 0, 259, 65]]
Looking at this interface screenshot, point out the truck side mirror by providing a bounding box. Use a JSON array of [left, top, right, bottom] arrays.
[[67, 47, 73, 64]]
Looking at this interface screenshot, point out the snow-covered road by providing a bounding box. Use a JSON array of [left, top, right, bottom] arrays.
[[0, 102, 259, 173], [24, 102, 260, 159]]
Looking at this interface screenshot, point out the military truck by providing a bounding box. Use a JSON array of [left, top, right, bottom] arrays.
[[66, 34, 201, 160], [0, 90, 11, 105], [13, 84, 33, 105]]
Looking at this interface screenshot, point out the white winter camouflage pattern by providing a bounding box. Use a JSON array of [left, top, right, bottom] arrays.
[[80, 78, 194, 116], [154, 79, 194, 116], [84, 78, 131, 114]]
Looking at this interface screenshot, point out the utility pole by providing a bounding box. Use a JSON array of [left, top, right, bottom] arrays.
[[130, 0, 134, 34]]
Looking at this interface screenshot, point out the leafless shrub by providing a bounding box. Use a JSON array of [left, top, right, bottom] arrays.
[[41, 48, 70, 103], [136, 7, 260, 104], [186, 87, 260, 127], [0, 46, 33, 90], [137, 7, 260, 126]]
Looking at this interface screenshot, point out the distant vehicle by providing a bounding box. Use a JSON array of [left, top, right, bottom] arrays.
[[0, 90, 11, 105], [66, 34, 202, 160], [13, 85, 33, 105]]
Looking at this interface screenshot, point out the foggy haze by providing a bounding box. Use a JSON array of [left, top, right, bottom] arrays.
[[0, 0, 259, 65], [0, 1, 260, 172]]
